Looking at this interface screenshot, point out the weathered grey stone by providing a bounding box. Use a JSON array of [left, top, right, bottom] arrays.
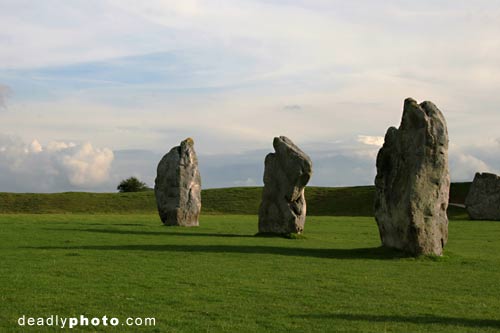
[[154, 138, 201, 226], [374, 98, 450, 256], [258, 136, 312, 235], [465, 172, 500, 220]]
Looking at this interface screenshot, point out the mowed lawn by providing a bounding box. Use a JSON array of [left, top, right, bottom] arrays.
[[1, 214, 500, 332]]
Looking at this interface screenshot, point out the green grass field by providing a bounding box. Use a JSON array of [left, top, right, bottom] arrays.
[[1, 213, 500, 332], [2, 184, 500, 332]]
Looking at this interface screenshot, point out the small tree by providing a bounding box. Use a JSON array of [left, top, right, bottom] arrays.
[[117, 177, 149, 192]]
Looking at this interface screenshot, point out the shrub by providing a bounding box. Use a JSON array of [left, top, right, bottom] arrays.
[[117, 177, 150, 193]]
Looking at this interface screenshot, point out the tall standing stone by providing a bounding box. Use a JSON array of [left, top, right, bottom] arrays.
[[465, 172, 500, 220], [258, 136, 312, 235], [374, 98, 450, 256], [155, 138, 201, 226]]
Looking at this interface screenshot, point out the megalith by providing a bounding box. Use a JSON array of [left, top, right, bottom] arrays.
[[154, 138, 201, 226], [258, 136, 312, 235], [374, 98, 450, 256], [465, 172, 500, 220]]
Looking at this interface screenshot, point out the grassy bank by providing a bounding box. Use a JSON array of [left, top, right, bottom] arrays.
[[0, 183, 471, 217]]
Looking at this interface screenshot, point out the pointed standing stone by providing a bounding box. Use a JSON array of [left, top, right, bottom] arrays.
[[154, 138, 201, 226], [258, 136, 312, 235], [374, 98, 450, 256]]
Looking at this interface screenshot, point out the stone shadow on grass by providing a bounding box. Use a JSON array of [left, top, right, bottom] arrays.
[[77, 223, 148, 227], [24, 244, 408, 260], [43, 228, 255, 238], [294, 313, 500, 329]]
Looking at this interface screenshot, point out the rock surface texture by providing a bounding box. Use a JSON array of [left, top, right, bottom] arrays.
[[465, 172, 500, 220], [374, 98, 450, 256], [155, 138, 201, 226], [258, 136, 312, 235]]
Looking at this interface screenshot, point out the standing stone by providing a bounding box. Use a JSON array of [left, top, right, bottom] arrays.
[[154, 138, 201, 226], [374, 98, 450, 256], [258, 136, 312, 235], [465, 172, 500, 220]]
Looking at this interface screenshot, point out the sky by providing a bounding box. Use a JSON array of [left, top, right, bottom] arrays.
[[0, 0, 500, 192]]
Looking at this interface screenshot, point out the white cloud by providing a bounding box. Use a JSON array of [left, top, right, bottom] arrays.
[[448, 141, 500, 182], [357, 135, 384, 147], [0, 1, 176, 69], [46, 141, 76, 152], [28, 139, 42, 153], [2, 132, 498, 192], [232, 178, 257, 186], [450, 152, 491, 181], [0, 135, 114, 192], [59, 143, 114, 186]]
